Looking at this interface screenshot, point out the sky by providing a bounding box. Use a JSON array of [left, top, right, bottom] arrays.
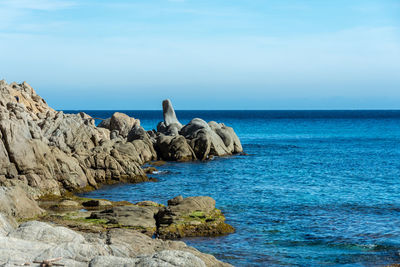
[[0, 0, 399, 110]]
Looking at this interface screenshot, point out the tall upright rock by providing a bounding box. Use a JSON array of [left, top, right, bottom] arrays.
[[162, 99, 182, 127]]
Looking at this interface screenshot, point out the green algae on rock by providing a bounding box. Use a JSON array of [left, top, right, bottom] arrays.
[[156, 196, 235, 239]]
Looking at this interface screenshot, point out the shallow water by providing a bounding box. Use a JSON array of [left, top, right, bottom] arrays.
[[74, 110, 400, 266]]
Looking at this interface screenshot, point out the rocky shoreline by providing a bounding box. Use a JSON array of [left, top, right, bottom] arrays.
[[0, 81, 243, 266]]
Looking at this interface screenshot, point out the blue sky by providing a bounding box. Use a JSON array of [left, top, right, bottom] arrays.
[[0, 0, 399, 110]]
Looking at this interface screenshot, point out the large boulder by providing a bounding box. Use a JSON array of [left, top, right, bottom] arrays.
[[109, 112, 140, 138], [155, 135, 196, 161], [208, 121, 243, 154], [157, 196, 234, 239], [89, 205, 158, 235], [180, 118, 239, 159]]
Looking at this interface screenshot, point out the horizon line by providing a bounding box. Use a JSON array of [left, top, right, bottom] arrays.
[[60, 109, 400, 111]]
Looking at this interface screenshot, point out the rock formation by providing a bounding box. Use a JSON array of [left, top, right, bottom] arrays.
[[154, 100, 243, 161], [0, 80, 242, 266], [84, 196, 234, 239], [0, 81, 155, 200], [0, 213, 231, 267]]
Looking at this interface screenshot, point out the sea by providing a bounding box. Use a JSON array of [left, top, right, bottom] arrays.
[[69, 110, 400, 266]]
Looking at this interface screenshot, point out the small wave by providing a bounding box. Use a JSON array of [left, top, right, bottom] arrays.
[[152, 170, 170, 175]]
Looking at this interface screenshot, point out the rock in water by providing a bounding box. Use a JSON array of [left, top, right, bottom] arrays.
[[154, 100, 243, 161], [157, 196, 235, 239], [163, 99, 182, 128]]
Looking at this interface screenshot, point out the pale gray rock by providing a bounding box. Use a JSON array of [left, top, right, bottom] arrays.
[[0, 235, 52, 266], [89, 256, 138, 267], [179, 118, 243, 159], [35, 242, 108, 263], [162, 99, 182, 128], [209, 121, 243, 153], [0, 216, 231, 267], [106, 228, 160, 257], [134, 250, 206, 267], [9, 221, 85, 243], [180, 118, 228, 158], [0, 214, 16, 237], [90, 251, 206, 267]]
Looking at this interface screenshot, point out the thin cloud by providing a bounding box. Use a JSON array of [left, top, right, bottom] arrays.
[[0, 0, 77, 11]]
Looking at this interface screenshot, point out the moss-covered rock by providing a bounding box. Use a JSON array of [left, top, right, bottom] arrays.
[[89, 205, 159, 236], [156, 196, 234, 239]]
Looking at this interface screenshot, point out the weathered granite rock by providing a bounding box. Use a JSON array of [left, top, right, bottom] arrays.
[[0, 82, 238, 264], [89, 250, 206, 267], [0, 236, 53, 266], [180, 118, 242, 159], [0, 214, 231, 267], [155, 100, 243, 160], [0, 81, 242, 206], [155, 134, 196, 161], [9, 221, 85, 243], [89, 256, 138, 267], [0, 214, 16, 237], [0, 186, 44, 219], [90, 228, 231, 267], [163, 99, 182, 128], [109, 112, 140, 138], [90, 205, 158, 235], [157, 196, 234, 239], [0, 81, 155, 201]]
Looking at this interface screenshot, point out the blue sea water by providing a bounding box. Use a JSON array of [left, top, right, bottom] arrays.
[[73, 110, 400, 266]]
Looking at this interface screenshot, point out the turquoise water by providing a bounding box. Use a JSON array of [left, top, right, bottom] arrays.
[[76, 110, 400, 266]]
